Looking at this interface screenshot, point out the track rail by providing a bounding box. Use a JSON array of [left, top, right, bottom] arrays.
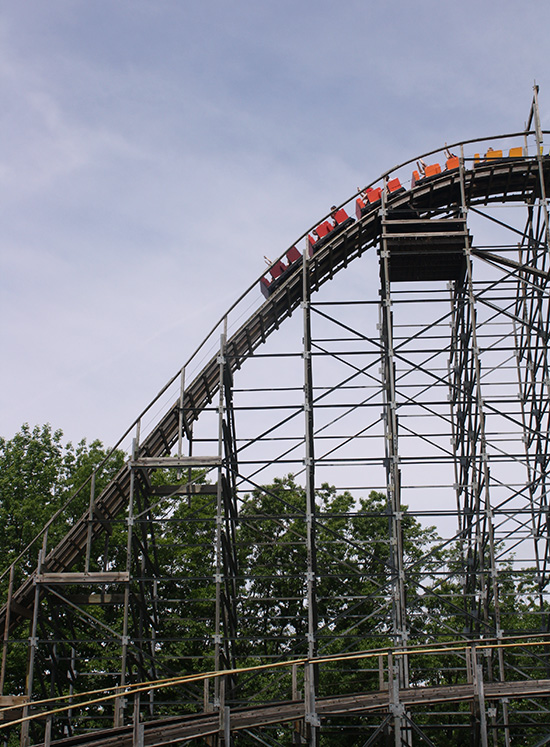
[[27, 677, 550, 746]]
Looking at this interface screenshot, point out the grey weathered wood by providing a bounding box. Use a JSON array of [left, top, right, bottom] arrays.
[[35, 572, 130, 585]]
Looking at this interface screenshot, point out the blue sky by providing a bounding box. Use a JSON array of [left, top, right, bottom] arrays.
[[1, 0, 549, 447]]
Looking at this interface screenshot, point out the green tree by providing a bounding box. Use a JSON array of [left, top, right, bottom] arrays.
[[2, 440, 543, 746], [0, 424, 126, 744], [0, 424, 125, 577], [235, 476, 441, 715], [142, 471, 218, 683]]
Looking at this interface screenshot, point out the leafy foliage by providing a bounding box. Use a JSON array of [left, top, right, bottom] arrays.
[[0, 425, 126, 744], [0, 424, 125, 576], [1, 430, 547, 744]]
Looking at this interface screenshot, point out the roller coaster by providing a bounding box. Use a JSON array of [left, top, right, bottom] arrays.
[[2, 87, 550, 746]]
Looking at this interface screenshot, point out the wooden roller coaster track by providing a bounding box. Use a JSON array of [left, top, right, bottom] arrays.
[[26, 677, 550, 746], [3, 155, 548, 635], [3, 121, 550, 744]]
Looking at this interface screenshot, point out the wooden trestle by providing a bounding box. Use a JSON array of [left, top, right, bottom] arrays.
[[2, 145, 550, 746]]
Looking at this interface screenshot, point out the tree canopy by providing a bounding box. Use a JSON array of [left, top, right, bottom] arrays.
[[0, 423, 125, 575], [0, 425, 546, 745]]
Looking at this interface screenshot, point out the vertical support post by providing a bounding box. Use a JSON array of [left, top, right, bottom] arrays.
[[133, 692, 144, 747], [379, 207, 410, 746], [471, 646, 489, 747], [85, 471, 96, 574], [178, 366, 186, 463], [531, 85, 550, 240], [523, 89, 550, 609], [220, 338, 239, 686], [378, 654, 386, 691], [204, 678, 215, 747], [45, 642, 56, 746], [292, 663, 302, 744], [21, 534, 47, 747], [214, 323, 228, 709], [451, 162, 509, 745], [116, 439, 137, 728], [67, 646, 76, 735], [0, 564, 14, 695], [387, 652, 403, 747], [218, 675, 231, 745], [459, 164, 504, 644], [43, 717, 51, 747], [503, 86, 550, 747], [213, 318, 241, 723], [302, 239, 319, 745], [177, 367, 191, 496], [204, 677, 211, 712]]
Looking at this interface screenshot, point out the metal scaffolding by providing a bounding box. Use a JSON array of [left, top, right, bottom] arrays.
[[2, 89, 550, 746]]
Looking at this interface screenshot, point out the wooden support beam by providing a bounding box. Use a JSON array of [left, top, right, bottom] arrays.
[[35, 572, 130, 585], [151, 483, 217, 496], [0, 695, 28, 721], [131, 456, 221, 469], [0, 695, 28, 706], [66, 594, 126, 605]]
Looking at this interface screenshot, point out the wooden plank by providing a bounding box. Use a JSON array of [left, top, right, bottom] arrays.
[[36, 572, 130, 585], [66, 594, 126, 605], [130, 456, 221, 469], [151, 483, 218, 496], [0, 695, 28, 706]]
